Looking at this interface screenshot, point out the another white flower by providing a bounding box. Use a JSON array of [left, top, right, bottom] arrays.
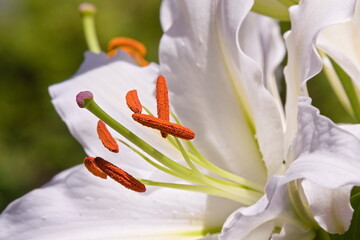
[[317, 0, 360, 89], [221, 0, 360, 238], [220, 97, 360, 239]]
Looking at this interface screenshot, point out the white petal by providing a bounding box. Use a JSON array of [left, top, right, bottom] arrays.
[[286, 97, 360, 189], [301, 180, 353, 234], [49, 51, 184, 176], [159, 0, 284, 182], [317, 1, 360, 88], [240, 12, 286, 130], [219, 176, 309, 240], [282, 98, 360, 234], [284, 0, 356, 153], [0, 165, 214, 240], [339, 124, 360, 139]]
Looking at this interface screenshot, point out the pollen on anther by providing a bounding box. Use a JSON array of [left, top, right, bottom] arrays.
[[156, 75, 170, 138], [126, 90, 142, 113], [107, 37, 149, 66], [94, 157, 146, 193], [97, 120, 119, 153], [132, 113, 195, 140], [84, 157, 107, 179]]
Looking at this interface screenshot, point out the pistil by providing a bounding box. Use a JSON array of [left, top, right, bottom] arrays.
[[79, 3, 101, 53]]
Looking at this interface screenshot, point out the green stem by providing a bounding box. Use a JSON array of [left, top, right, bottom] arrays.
[[133, 106, 258, 193], [171, 112, 263, 192], [187, 140, 264, 192], [277, 0, 297, 7], [139, 179, 248, 204], [330, 58, 360, 122], [287, 181, 319, 229], [174, 138, 261, 205], [315, 229, 332, 240], [80, 4, 101, 53], [118, 139, 206, 185], [319, 51, 354, 118]]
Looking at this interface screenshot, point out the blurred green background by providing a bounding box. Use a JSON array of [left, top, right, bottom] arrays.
[[0, 0, 162, 211], [0, 0, 354, 212]]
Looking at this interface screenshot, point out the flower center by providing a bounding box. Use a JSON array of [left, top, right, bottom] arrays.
[[76, 75, 264, 205]]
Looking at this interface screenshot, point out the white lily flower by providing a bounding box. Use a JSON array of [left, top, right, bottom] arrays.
[[220, 0, 359, 239], [0, 0, 358, 239], [0, 0, 286, 239]]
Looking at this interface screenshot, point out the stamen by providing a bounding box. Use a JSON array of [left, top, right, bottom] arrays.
[[126, 90, 142, 113], [156, 75, 170, 138], [94, 157, 146, 192], [97, 120, 119, 153], [78, 96, 194, 175], [83, 156, 107, 179], [132, 113, 195, 140], [107, 37, 149, 66]]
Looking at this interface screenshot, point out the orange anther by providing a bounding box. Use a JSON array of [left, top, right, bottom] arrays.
[[94, 157, 146, 193], [97, 120, 119, 153], [126, 90, 142, 113], [107, 37, 149, 66], [156, 75, 170, 138], [132, 113, 195, 140], [84, 157, 107, 179]]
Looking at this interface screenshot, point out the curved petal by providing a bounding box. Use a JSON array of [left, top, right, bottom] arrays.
[[284, 97, 360, 233], [240, 12, 286, 129], [283, 0, 356, 153], [49, 51, 185, 177], [219, 176, 310, 240], [317, 1, 360, 88], [0, 165, 213, 240], [286, 97, 360, 189], [159, 0, 284, 182], [301, 180, 353, 234]]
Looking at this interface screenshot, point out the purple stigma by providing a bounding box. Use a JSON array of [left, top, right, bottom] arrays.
[[76, 91, 93, 108]]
